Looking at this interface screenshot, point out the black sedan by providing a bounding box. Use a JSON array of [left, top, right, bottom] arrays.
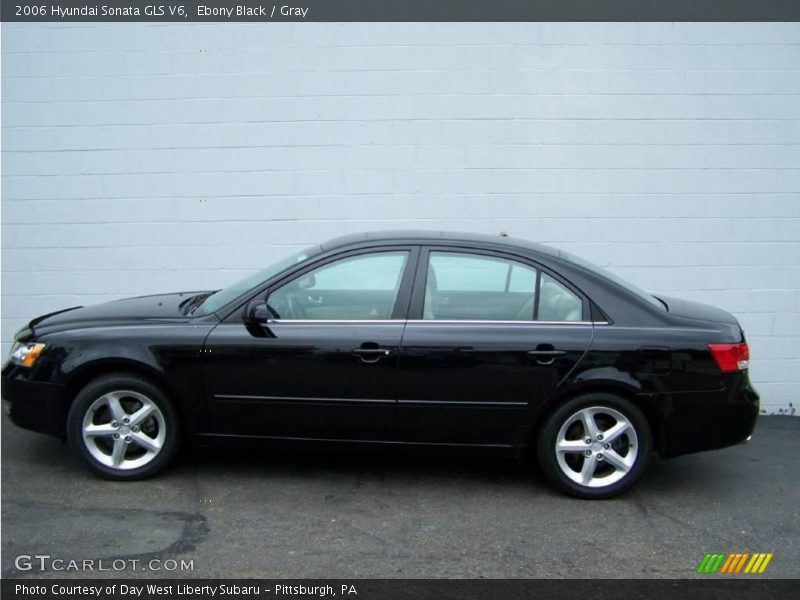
[[2, 231, 758, 498]]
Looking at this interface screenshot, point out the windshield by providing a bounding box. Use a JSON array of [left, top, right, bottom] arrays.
[[195, 246, 319, 315], [557, 249, 666, 310]]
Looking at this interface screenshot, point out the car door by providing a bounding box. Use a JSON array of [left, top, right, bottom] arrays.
[[396, 247, 594, 446], [202, 246, 417, 441]]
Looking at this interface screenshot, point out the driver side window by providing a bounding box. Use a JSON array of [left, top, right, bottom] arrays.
[[267, 251, 409, 320]]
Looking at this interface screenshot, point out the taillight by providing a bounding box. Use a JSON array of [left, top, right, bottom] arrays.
[[708, 342, 749, 373]]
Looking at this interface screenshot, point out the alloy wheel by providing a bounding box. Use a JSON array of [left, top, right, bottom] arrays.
[[81, 390, 166, 470], [555, 406, 639, 488]]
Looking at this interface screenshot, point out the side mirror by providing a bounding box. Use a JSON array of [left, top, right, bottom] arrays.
[[243, 299, 269, 324]]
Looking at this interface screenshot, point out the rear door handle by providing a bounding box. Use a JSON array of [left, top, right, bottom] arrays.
[[352, 347, 393, 363], [527, 347, 566, 365]]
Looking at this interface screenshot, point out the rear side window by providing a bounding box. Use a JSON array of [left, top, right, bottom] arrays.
[[422, 251, 584, 322], [538, 273, 583, 322], [423, 252, 537, 320]]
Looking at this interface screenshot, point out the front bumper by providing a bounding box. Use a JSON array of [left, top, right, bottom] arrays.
[[1, 367, 68, 437]]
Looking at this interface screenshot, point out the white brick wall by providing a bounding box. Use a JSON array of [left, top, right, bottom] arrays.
[[2, 23, 799, 414]]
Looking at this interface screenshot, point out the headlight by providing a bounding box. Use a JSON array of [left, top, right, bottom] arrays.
[[9, 342, 46, 367], [7, 341, 21, 360]]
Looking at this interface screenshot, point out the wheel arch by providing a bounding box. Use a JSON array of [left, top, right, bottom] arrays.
[[529, 382, 666, 457], [64, 359, 186, 431]]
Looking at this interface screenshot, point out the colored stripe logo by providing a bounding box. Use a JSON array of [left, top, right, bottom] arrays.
[[696, 552, 773, 574]]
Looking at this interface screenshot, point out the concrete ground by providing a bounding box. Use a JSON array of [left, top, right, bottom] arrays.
[[2, 415, 798, 579]]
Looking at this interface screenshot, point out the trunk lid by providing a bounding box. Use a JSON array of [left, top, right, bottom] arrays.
[[657, 295, 741, 327]]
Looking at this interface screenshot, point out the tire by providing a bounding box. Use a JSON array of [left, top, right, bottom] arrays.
[[537, 393, 652, 499], [66, 373, 179, 480]]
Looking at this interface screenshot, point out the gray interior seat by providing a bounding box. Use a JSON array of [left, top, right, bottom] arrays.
[[514, 295, 535, 320], [423, 267, 437, 319], [538, 281, 582, 321]]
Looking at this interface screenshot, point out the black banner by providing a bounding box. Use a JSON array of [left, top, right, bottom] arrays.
[[3, 579, 800, 600], [3, 0, 800, 22]]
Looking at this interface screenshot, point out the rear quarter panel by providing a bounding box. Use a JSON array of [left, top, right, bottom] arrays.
[[557, 320, 757, 457]]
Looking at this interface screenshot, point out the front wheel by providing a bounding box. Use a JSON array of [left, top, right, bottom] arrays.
[[67, 373, 179, 480], [537, 393, 652, 499]]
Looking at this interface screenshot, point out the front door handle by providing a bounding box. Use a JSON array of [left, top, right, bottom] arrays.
[[527, 345, 566, 365], [352, 346, 393, 364]]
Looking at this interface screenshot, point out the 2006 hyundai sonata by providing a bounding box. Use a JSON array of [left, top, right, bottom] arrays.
[[2, 231, 758, 498]]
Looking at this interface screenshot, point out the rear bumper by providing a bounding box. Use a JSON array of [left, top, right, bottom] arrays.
[[1, 366, 68, 437], [660, 375, 760, 458]]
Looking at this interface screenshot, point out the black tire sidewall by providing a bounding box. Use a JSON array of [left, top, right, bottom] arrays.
[[537, 393, 652, 499], [66, 373, 179, 480]]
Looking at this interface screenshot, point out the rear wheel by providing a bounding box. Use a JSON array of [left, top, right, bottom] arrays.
[[537, 393, 652, 499], [67, 373, 179, 480]]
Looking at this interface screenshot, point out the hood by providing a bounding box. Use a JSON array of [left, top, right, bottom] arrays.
[[26, 291, 213, 336], [657, 295, 740, 327]]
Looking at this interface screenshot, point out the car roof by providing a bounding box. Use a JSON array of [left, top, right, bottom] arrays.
[[319, 230, 562, 258]]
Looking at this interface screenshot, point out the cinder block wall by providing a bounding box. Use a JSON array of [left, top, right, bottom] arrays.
[[2, 23, 799, 414]]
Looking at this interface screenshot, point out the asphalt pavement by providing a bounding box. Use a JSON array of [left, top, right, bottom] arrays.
[[2, 415, 798, 579]]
